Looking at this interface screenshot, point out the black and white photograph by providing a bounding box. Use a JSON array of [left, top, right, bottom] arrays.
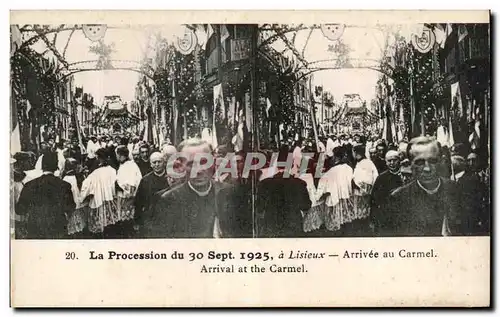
[[10, 21, 491, 240]]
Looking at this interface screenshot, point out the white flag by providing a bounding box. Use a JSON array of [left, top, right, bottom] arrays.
[[279, 123, 284, 141], [434, 24, 447, 48], [220, 25, 230, 44], [25, 99, 32, 118], [212, 84, 224, 149], [195, 24, 208, 49], [207, 24, 214, 41], [446, 23, 453, 36], [448, 116, 455, 147], [458, 25, 468, 42], [213, 84, 225, 120], [265, 98, 272, 117], [451, 82, 463, 117], [245, 93, 252, 131], [11, 119, 21, 154]]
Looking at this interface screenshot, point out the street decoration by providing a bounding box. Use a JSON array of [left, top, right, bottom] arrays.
[[88, 41, 115, 69], [82, 24, 108, 42], [174, 26, 197, 55], [320, 24, 345, 41], [411, 25, 436, 54]]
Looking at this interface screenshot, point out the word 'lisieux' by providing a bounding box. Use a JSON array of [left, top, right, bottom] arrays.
[[165, 152, 330, 179]]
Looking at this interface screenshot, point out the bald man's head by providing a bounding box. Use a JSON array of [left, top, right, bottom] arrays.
[[385, 150, 399, 161], [385, 150, 401, 173], [150, 151, 166, 175], [162, 144, 177, 159]]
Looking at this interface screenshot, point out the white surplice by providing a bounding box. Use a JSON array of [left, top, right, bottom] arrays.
[[80, 165, 117, 233], [116, 160, 142, 222], [352, 158, 379, 220], [63, 175, 87, 235], [315, 164, 354, 231]]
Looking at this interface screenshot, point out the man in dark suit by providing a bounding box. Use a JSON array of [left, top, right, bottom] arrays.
[[370, 150, 404, 235], [257, 145, 311, 238], [133, 152, 171, 230], [140, 138, 244, 238], [16, 151, 75, 239], [382, 137, 460, 237], [455, 155, 489, 236]]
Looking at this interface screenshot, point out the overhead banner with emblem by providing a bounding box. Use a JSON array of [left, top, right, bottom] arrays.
[[320, 24, 346, 41], [411, 25, 436, 54], [82, 25, 107, 42], [174, 26, 197, 55]]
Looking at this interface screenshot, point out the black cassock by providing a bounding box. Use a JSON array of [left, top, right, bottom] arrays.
[[370, 170, 403, 235], [133, 171, 170, 226], [16, 174, 75, 239], [380, 178, 460, 237], [257, 173, 311, 238], [140, 181, 246, 238]]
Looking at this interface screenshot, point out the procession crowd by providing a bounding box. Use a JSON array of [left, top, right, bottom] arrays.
[[11, 131, 490, 239]]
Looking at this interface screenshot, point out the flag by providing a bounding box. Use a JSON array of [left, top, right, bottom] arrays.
[[227, 96, 236, 127], [448, 115, 455, 147], [469, 123, 480, 151], [220, 25, 230, 44], [207, 24, 214, 41], [265, 98, 272, 117], [446, 23, 453, 36], [409, 75, 421, 137], [212, 84, 224, 149], [142, 122, 148, 143], [213, 84, 225, 120], [451, 82, 463, 118], [232, 122, 244, 152], [143, 108, 153, 144], [212, 115, 219, 150], [458, 25, 468, 42], [195, 24, 208, 49], [11, 94, 21, 154], [434, 24, 447, 48], [25, 99, 32, 118], [72, 100, 86, 154], [10, 25, 22, 57], [383, 99, 393, 143], [172, 79, 178, 143]]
